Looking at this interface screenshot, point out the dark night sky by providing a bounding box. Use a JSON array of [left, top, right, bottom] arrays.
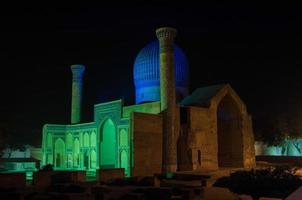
[[1, 4, 302, 146]]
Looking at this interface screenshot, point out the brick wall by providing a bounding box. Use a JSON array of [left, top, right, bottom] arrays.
[[132, 112, 163, 176]]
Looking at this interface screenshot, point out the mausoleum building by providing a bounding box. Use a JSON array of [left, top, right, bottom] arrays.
[[41, 27, 255, 177]]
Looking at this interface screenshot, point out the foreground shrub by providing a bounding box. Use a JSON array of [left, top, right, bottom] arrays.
[[214, 166, 302, 200]]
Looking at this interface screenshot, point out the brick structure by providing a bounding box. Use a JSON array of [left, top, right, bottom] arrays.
[[179, 84, 255, 170]]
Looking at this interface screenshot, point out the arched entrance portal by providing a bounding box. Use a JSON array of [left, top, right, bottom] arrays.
[[100, 119, 117, 168], [217, 94, 243, 167], [54, 138, 66, 168]]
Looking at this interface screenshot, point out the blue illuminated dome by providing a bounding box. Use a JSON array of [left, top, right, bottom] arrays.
[[133, 41, 189, 104]]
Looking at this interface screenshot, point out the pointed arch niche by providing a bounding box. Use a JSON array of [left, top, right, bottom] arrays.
[[54, 138, 66, 168], [100, 119, 117, 168]]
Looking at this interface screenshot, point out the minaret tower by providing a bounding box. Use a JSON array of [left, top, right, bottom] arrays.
[[156, 27, 178, 173], [70, 64, 85, 124]]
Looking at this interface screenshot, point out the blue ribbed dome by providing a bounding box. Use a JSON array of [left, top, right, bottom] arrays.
[[133, 40, 189, 104]]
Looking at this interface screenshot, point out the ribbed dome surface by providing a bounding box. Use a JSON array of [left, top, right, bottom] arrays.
[[133, 40, 189, 104]]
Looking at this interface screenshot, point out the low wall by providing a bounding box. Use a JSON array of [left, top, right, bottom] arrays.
[[0, 173, 26, 189], [51, 171, 86, 184], [97, 168, 125, 183], [33, 171, 86, 186], [256, 155, 302, 166], [33, 171, 53, 187]]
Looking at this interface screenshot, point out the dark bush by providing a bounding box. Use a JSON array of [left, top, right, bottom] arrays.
[[40, 164, 53, 171], [214, 166, 302, 200]]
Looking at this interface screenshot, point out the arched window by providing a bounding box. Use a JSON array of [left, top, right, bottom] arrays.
[[84, 132, 89, 147], [90, 131, 96, 147], [73, 139, 80, 168], [90, 150, 97, 169], [119, 129, 128, 147], [54, 138, 66, 168], [47, 133, 52, 148], [66, 133, 73, 150]]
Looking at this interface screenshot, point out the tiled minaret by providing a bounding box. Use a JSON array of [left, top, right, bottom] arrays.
[[156, 27, 178, 173], [71, 64, 85, 124]]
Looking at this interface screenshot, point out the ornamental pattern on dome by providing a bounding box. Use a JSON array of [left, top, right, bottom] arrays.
[[133, 41, 189, 104]]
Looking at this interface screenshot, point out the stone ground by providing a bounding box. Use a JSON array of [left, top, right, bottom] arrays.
[[174, 167, 243, 187], [1, 164, 295, 200]]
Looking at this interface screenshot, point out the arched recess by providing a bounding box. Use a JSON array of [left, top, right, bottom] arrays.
[[90, 150, 97, 169], [66, 133, 73, 150], [217, 94, 243, 167], [119, 129, 129, 176], [46, 133, 53, 165], [100, 119, 117, 168], [90, 131, 96, 147], [120, 150, 129, 176], [84, 151, 89, 169], [47, 133, 52, 148], [119, 129, 128, 147], [54, 138, 66, 168], [46, 154, 53, 165], [84, 132, 89, 147], [73, 138, 80, 168], [67, 154, 73, 168]]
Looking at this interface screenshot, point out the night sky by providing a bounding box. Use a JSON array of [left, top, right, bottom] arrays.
[[1, 5, 302, 146]]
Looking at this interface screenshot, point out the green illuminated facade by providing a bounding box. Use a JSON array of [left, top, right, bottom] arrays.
[[42, 99, 160, 176]]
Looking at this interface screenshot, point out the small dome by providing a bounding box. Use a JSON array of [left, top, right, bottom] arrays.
[[133, 40, 189, 104]]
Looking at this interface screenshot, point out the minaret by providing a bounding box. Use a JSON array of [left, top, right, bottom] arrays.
[[156, 27, 178, 173], [71, 64, 85, 124]]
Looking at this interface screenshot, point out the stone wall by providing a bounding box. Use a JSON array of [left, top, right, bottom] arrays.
[[132, 112, 163, 176], [97, 168, 125, 182], [179, 85, 255, 171], [189, 106, 218, 170], [242, 114, 256, 168], [51, 171, 86, 184], [33, 171, 86, 186], [256, 155, 302, 166], [0, 173, 26, 189]]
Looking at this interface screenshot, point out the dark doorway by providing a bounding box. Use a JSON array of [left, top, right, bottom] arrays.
[[84, 152, 89, 169], [55, 153, 60, 167], [198, 150, 201, 166]]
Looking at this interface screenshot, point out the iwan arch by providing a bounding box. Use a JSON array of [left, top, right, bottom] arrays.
[[42, 27, 255, 177]]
